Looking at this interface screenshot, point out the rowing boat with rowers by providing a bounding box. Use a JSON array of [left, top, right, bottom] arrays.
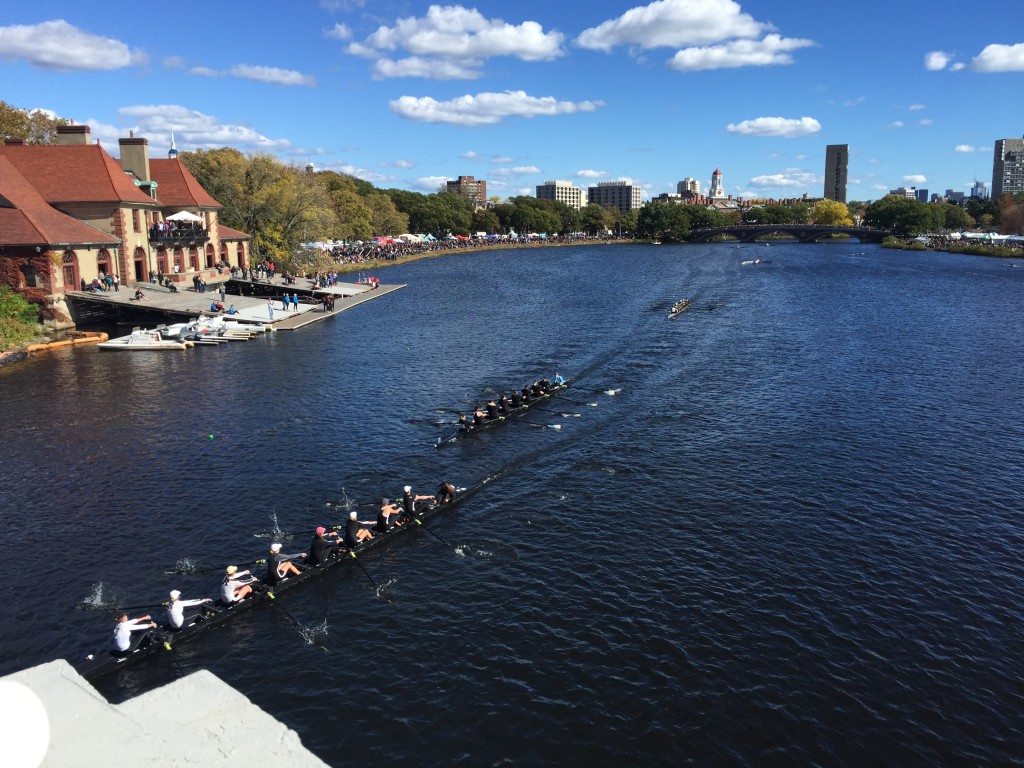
[[73, 482, 479, 682], [435, 380, 571, 447], [668, 299, 692, 319]]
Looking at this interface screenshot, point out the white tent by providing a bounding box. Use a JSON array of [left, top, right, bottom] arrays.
[[166, 211, 203, 222]]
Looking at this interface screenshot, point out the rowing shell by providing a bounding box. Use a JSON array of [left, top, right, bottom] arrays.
[[435, 381, 571, 447], [73, 484, 480, 681], [668, 300, 691, 319]]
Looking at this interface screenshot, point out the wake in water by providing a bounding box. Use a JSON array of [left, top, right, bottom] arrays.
[[168, 556, 198, 574], [298, 619, 330, 647], [76, 582, 127, 611], [374, 576, 399, 602], [252, 511, 290, 539], [453, 539, 520, 563]]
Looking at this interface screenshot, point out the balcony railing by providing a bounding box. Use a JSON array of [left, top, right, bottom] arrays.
[[148, 226, 210, 244]]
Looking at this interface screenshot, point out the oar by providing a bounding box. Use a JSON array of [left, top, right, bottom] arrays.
[[530, 406, 580, 417], [573, 386, 621, 396], [348, 550, 392, 601], [410, 516, 452, 547], [508, 421, 562, 430], [561, 397, 599, 407], [165, 558, 266, 575]]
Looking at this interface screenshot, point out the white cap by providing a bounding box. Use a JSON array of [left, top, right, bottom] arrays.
[[404, 485, 412, 493], [270, 543, 282, 552], [169, 590, 181, 600], [350, 511, 358, 519]]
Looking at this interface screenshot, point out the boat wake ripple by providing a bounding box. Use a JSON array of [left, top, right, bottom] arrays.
[[454, 538, 520, 562]]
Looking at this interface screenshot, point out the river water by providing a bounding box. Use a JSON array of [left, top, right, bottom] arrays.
[[2, 242, 1023, 765]]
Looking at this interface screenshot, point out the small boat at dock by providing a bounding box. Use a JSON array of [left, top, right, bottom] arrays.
[[99, 328, 192, 350]]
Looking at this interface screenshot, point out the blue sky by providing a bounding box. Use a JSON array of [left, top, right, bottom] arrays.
[[2, 0, 1023, 203]]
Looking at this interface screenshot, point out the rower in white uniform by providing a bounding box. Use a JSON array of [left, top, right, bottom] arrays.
[[166, 589, 214, 630]]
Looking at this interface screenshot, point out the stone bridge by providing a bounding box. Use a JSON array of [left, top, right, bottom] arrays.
[[688, 224, 889, 243]]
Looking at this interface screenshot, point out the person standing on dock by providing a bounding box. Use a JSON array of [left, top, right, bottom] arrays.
[[219, 284, 226, 303], [267, 300, 274, 320]]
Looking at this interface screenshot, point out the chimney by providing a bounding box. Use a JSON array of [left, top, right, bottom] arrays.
[[4, 138, 26, 146], [56, 125, 91, 146], [119, 136, 151, 182]]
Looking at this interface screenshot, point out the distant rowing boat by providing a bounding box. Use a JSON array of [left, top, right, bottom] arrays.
[[668, 299, 691, 319], [99, 328, 192, 350], [435, 381, 570, 447], [73, 483, 480, 681]]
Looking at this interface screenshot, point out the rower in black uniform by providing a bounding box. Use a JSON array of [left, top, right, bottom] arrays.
[[511, 389, 522, 407], [435, 482, 457, 505], [531, 380, 543, 397], [306, 526, 342, 566], [459, 413, 472, 431], [486, 400, 499, 419], [402, 485, 434, 518], [376, 498, 404, 532], [539, 376, 550, 393], [521, 385, 532, 403], [498, 394, 511, 415]]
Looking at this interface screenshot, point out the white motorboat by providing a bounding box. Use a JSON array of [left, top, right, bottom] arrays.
[[99, 328, 192, 350]]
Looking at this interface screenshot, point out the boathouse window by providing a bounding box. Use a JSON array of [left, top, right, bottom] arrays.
[[21, 263, 43, 288], [62, 251, 79, 290], [189, 247, 199, 271], [97, 249, 111, 277], [205, 244, 214, 269], [132, 209, 141, 234]]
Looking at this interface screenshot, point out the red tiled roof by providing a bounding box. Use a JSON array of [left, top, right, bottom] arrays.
[[0, 143, 155, 205], [150, 158, 222, 209], [217, 224, 250, 240], [0, 157, 120, 247]]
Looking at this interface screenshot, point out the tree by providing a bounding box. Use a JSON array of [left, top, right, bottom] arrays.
[[1001, 205, 1024, 235], [813, 199, 853, 226], [472, 209, 500, 234], [0, 101, 68, 145], [366, 193, 408, 236], [579, 204, 612, 235], [745, 204, 794, 225], [636, 202, 692, 242], [864, 195, 934, 236], [931, 202, 971, 232]]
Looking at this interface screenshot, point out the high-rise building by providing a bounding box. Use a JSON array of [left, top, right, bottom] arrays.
[[992, 137, 1024, 199], [971, 181, 989, 199], [915, 188, 929, 203], [446, 175, 487, 205], [536, 180, 583, 210], [823, 144, 849, 203], [944, 189, 966, 203], [709, 168, 724, 198], [889, 187, 918, 199], [677, 177, 701, 195], [587, 181, 642, 214]]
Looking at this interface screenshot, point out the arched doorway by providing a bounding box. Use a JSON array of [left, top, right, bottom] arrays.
[[97, 248, 111, 280], [134, 247, 146, 282], [157, 248, 168, 276], [173, 248, 184, 274], [62, 250, 80, 291], [188, 247, 199, 272], [219, 243, 228, 267], [205, 244, 214, 269]]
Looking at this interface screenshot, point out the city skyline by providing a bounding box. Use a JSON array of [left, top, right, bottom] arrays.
[[1, 0, 1022, 203]]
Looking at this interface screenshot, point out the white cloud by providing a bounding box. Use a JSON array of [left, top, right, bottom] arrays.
[[725, 116, 821, 138], [347, 5, 564, 80], [918, 118, 933, 126], [189, 64, 316, 86], [0, 19, 146, 72], [320, 0, 365, 10], [887, 121, 905, 129], [576, 0, 768, 51], [389, 90, 603, 126], [872, 184, 889, 191], [118, 105, 291, 151], [325, 24, 352, 41], [954, 144, 983, 153], [490, 156, 514, 164], [462, 150, 481, 160], [370, 56, 481, 80], [575, 169, 607, 179], [950, 62, 966, 72], [413, 175, 452, 192], [971, 43, 1024, 72], [491, 165, 542, 177], [924, 50, 951, 71], [84, 119, 123, 147], [843, 96, 865, 107], [903, 174, 927, 184], [795, 154, 808, 161], [748, 169, 820, 189], [380, 159, 415, 168], [909, 103, 926, 110], [321, 163, 392, 184], [667, 33, 814, 72], [164, 55, 186, 69]]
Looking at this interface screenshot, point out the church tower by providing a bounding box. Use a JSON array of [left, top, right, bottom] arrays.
[[709, 168, 724, 198], [168, 129, 178, 159]]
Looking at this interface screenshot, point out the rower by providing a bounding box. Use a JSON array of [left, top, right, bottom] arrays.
[[458, 413, 472, 431], [306, 526, 343, 566], [435, 482, 457, 505], [511, 389, 522, 407], [531, 380, 543, 397], [376, 498, 405, 533], [222, 565, 258, 604], [552, 372, 565, 386], [472, 406, 486, 427], [521, 385, 532, 403], [267, 542, 306, 584], [401, 485, 434, 518], [498, 394, 511, 415], [113, 612, 157, 655], [344, 511, 374, 548], [166, 590, 214, 630], [486, 400, 499, 419], [539, 377, 550, 393]]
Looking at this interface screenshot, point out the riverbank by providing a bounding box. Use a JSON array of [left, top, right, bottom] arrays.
[[882, 235, 1024, 259]]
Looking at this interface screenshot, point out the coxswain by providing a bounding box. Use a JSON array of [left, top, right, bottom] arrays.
[[435, 482, 457, 505], [552, 372, 565, 386], [306, 526, 343, 566], [511, 389, 522, 407], [113, 612, 157, 655], [486, 400, 499, 419], [498, 394, 511, 415], [166, 590, 213, 630], [376, 498, 405, 533], [401, 485, 434, 518], [344, 510, 374, 548], [267, 542, 306, 584], [222, 565, 258, 603]]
